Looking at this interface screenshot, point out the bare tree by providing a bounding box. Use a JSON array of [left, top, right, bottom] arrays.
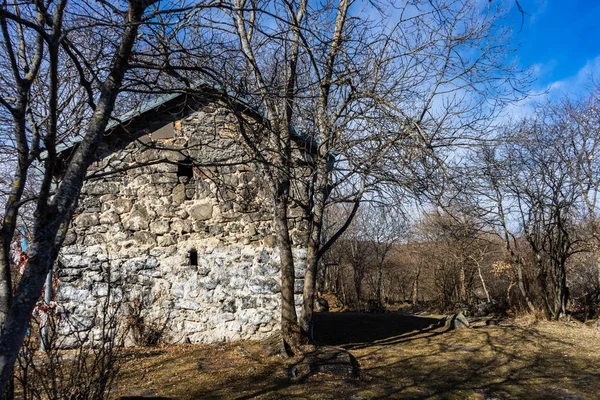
[[475, 117, 584, 319], [0, 0, 210, 393], [360, 206, 405, 307], [553, 91, 600, 288], [407, 208, 497, 309], [184, 0, 528, 346]]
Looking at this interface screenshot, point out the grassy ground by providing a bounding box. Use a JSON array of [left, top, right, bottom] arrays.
[[114, 313, 600, 399]]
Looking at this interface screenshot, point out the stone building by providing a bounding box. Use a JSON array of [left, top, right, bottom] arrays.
[[56, 91, 311, 346]]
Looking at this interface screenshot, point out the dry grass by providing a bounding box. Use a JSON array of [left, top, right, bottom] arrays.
[[114, 314, 600, 399]]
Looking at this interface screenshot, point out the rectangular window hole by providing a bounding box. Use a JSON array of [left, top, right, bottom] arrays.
[[178, 158, 193, 178], [189, 248, 198, 266]]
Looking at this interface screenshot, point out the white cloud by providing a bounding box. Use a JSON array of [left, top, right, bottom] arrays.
[[502, 55, 600, 120]]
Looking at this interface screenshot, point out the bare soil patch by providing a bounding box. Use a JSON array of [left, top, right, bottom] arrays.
[[114, 313, 600, 399]]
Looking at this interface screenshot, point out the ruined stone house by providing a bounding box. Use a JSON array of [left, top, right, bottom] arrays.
[[55, 90, 312, 346]]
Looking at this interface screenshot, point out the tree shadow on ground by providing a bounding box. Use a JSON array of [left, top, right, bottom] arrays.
[[312, 312, 443, 347], [117, 315, 600, 399], [354, 323, 600, 399], [185, 312, 445, 400]]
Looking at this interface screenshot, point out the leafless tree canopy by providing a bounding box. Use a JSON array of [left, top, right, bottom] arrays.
[[0, 0, 534, 393], [324, 87, 600, 325]]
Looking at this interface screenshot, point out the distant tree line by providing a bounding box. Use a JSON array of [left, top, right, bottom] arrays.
[[323, 88, 600, 322]]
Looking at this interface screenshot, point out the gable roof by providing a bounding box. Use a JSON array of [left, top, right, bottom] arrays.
[[54, 80, 319, 157]]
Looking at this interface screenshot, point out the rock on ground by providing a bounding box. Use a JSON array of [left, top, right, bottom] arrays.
[[305, 346, 361, 379], [445, 311, 469, 329]]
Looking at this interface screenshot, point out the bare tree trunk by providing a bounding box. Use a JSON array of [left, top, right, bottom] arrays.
[[273, 182, 302, 350], [506, 281, 515, 308], [516, 262, 536, 314], [354, 271, 362, 307], [553, 262, 568, 320], [375, 261, 383, 306], [0, 1, 152, 392], [300, 163, 327, 335], [0, 240, 54, 394], [0, 76, 39, 332], [538, 267, 553, 320], [412, 265, 421, 305], [595, 244, 600, 292], [0, 151, 28, 328], [459, 264, 467, 303], [299, 0, 350, 337], [477, 264, 491, 303]]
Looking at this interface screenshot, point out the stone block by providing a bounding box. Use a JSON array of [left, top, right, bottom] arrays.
[[170, 219, 192, 234], [445, 312, 470, 329], [239, 296, 257, 310], [93, 283, 109, 297], [209, 225, 224, 235], [99, 194, 117, 203], [58, 285, 91, 303], [226, 321, 242, 333], [74, 213, 99, 228], [199, 277, 219, 290], [154, 204, 175, 218], [86, 182, 119, 195], [149, 219, 170, 234], [217, 313, 236, 323], [246, 310, 273, 326], [122, 206, 150, 231], [150, 173, 179, 184], [123, 257, 159, 271], [133, 231, 157, 246], [172, 183, 187, 205], [248, 277, 279, 295], [99, 210, 120, 225], [176, 209, 189, 219], [254, 262, 279, 276], [293, 248, 308, 260], [257, 250, 270, 263], [263, 235, 276, 247], [229, 276, 246, 290], [221, 299, 237, 313], [189, 203, 213, 221], [294, 265, 305, 279], [176, 299, 201, 311], [157, 234, 175, 247], [83, 233, 105, 246], [63, 231, 77, 246], [185, 187, 196, 199], [135, 148, 160, 164], [171, 282, 185, 298], [183, 321, 205, 333]]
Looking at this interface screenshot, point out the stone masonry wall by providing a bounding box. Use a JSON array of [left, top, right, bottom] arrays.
[[57, 99, 309, 346]]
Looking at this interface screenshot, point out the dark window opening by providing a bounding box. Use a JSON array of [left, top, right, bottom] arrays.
[[178, 158, 193, 178], [189, 248, 198, 266]]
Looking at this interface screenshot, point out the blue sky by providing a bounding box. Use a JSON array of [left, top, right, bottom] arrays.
[[508, 0, 600, 100]]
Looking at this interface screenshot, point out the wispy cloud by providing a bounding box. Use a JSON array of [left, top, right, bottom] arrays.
[[502, 55, 600, 119]]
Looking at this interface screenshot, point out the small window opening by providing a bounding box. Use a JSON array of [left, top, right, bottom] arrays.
[[178, 158, 194, 178], [189, 248, 198, 266]]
